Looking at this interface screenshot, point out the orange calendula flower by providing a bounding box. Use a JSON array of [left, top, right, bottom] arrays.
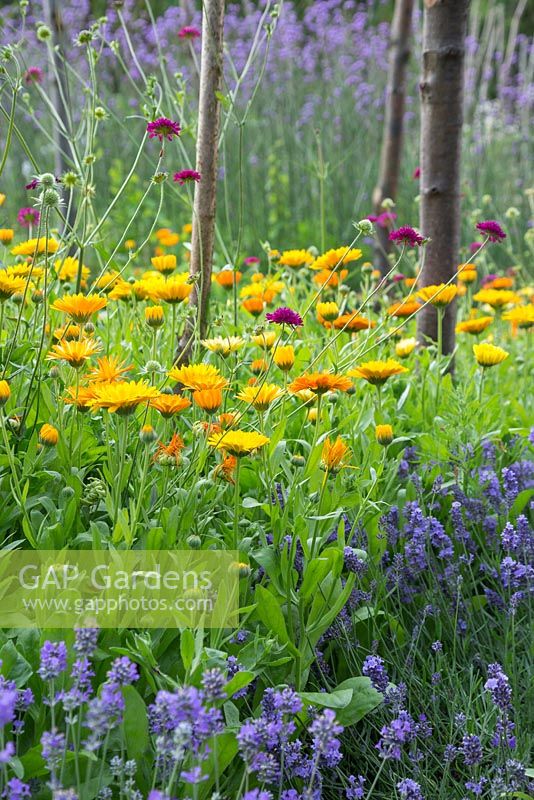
[[155, 433, 185, 466], [193, 388, 224, 414], [242, 297, 264, 316], [456, 316, 494, 335], [236, 383, 284, 411], [376, 424, 394, 446], [0, 272, 27, 300], [313, 269, 348, 289], [213, 454, 237, 483], [46, 338, 102, 368], [473, 343, 509, 368], [386, 299, 421, 317], [472, 289, 520, 308], [0, 229, 14, 244], [169, 363, 228, 391], [151, 254, 177, 275], [39, 423, 59, 447], [288, 372, 353, 395], [278, 249, 314, 269], [88, 379, 160, 414], [273, 345, 295, 372], [251, 358, 269, 374], [311, 247, 362, 271], [321, 436, 350, 473], [154, 275, 192, 304], [404, 277, 417, 288], [88, 355, 133, 383], [349, 359, 408, 386], [332, 313, 376, 331], [215, 268, 242, 288], [417, 284, 458, 307], [12, 237, 59, 256], [150, 394, 191, 418], [208, 429, 270, 456], [51, 293, 107, 322], [485, 276, 514, 290], [64, 385, 97, 412]]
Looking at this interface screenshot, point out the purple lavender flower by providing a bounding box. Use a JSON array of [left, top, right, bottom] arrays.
[[309, 708, 344, 766], [476, 220, 506, 242], [346, 775, 365, 799], [73, 627, 99, 657], [0, 688, 17, 727], [485, 663, 512, 711], [376, 710, 416, 759], [40, 729, 65, 772], [460, 733, 483, 766], [106, 656, 139, 687], [265, 306, 303, 327], [201, 668, 226, 702], [397, 778, 425, 799], [465, 777, 488, 795], [146, 117, 181, 141], [2, 778, 31, 799], [242, 791, 273, 800], [389, 226, 425, 247], [38, 641, 68, 681], [362, 654, 389, 694]]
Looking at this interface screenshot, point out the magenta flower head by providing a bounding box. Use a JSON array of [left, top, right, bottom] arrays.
[[475, 220, 506, 243], [173, 169, 201, 186], [24, 67, 44, 85], [413, 166, 421, 180], [265, 306, 303, 327], [389, 226, 425, 248], [147, 117, 181, 142], [470, 241, 483, 253], [25, 178, 40, 190], [178, 26, 201, 40], [243, 256, 260, 266], [375, 211, 397, 229], [17, 207, 40, 227]]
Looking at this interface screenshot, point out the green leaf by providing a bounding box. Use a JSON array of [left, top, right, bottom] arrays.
[[122, 686, 149, 760], [299, 689, 353, 709], [199, 732, 238, 799], [0, 640, 33, 686], [334, 677, 383, 726], [180, 629, 195, 671], [511, 488, 534, 518], [225, 670, 255, 698], [300, 557, 333, 602], [255, 585, 298, 656]]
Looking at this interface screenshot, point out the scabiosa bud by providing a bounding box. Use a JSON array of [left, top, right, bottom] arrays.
[[178, 25, 201, 39], [41, 188, 61, 208], [357, 218, 374, 235], [36, 24, 52, 41], [38, 640, 68, 680], [39, 173, 56, 188]]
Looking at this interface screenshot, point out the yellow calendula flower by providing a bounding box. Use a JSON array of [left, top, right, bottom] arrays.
[[51, 293, 107, 322], [0, 193, 5, 206], [154, 275, 192, 304], [311, 247, 362, 271], [375, 424, 394, 446], [473, 343, 509, 367], [236, 383, 284, 411], [321, 436, 350, 473], [417, 284, 458, 307], [88, 355, 133, 383], [168, 363, 228, 391], [39, 423, 59, 447], [182, 223, 193, 236], [278, 249, 314, 269], [124, 239, 137, 250], [64, 385, 97, 412], [273, 345, 295, 372], [94, 271, 121, 292], [0, 229, 14, 244], [502, 304, 534, 329], [0, 380, 11, 406], [55, 257, 90, 285], [288, 372, 353, 395], [87, 379, 160, 414], [456, 316, 493, 335], [472, 289, 520, 308], [395, 338, 417, 358], [0, 272, 27, 301], [150, 394, 191, 418], [349, 359, 408, 386], [252, 331, 277, 349], [457, 263, 477, 283], [53, 324, 83, 342], [107, 280, 132, 301], [145, 305, 165, 328], [208, 429, 270, 457], [201, 336, 244, 356], [193, 388, 224, 414], [12, 237, 59, 256], [46, 338, 102, 368], [151, 254, 177, 275], [316, 301, 339, 322]]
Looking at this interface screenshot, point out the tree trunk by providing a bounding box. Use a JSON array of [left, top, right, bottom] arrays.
[[417, 0, 469, 354], [372, 0, 414, 274], [175, 0, 225, 366]]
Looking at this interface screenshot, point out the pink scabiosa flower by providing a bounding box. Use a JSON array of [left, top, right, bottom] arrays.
[[243, 256, 260, 266], [393, 273, 406, 283], [173, 169, 201, 185], [265, 306, 303, 327], [24, 67, 44, 84], [17, 207, 40, 227], [389, 226, 425, 248], [475, 220, 506, 243], [375, 211, 397, 228], [470, 241, 483, 253], [178, 26, 201, 40], [147, 117, 181, 142], [413, 166, 421, 179], [25, 178, 40, 190]]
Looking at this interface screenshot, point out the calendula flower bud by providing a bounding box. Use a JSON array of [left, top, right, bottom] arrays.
[[39, 423, 59, 447], [361, 261, 374, 273], [376, 424, 393, 446], [49, 366, 61, 379], [84, 322, 95, 334], [0, 380, 11, 406], [145, 305, 164, 328], [291, 454, 306, 467], [187, 534, 201, 550], [140, 424, 157, 444], [31, 289, 44, 304], [230, 562, 251, 579]]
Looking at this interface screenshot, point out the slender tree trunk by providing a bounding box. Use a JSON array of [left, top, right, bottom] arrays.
[[372, 0, 414, 274], [417, 0, 469, 354], [176, 0, 225, 366]]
